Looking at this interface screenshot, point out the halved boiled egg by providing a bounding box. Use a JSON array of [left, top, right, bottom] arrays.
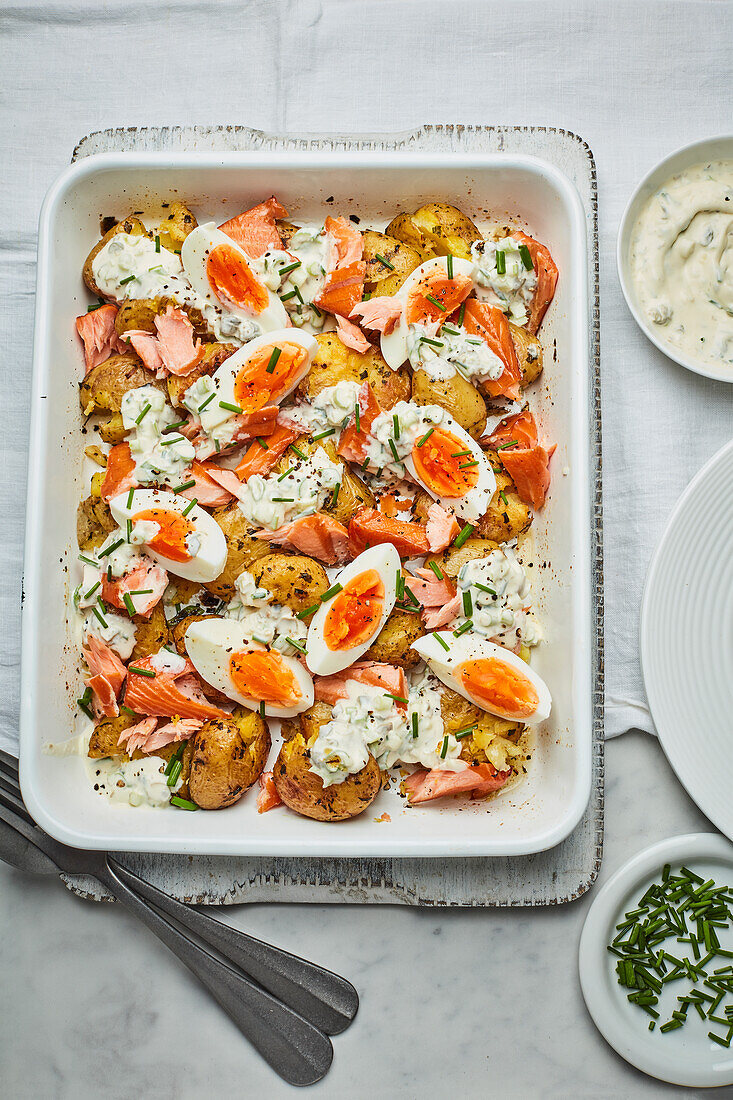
[[412, 632, 551, 724], [381, 256, 476, 369], [109, 488, 227, 583], [181, 223, 288, 332], [208, 329, 316, 429], [306, 544, 400, 676], [184, 617, 314, 718], [404, 411, 496, 522]]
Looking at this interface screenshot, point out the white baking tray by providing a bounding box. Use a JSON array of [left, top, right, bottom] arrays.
[[21, 150, 591, 857]]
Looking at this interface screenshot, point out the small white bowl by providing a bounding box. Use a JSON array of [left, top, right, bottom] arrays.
[[617, 134, 733, 383]]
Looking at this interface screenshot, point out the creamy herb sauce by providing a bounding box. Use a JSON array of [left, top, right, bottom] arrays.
[[630, 160, 733, 368]]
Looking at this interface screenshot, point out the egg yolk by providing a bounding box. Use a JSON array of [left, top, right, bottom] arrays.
[[324, 569, 385, 651], [229, 650, 302, 706], [234, 341, 309, 412], [405, 272, 473, 325], [411, 427, 480, 498], [132, 508, 195, 563], [206, 244, 269, 314], [458, 657, 539, 719]]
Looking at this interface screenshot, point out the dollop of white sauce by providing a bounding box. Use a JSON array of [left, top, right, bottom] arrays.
[[471, 236, 537, 326], [88, 755, 182, 808], [364, 401, 446, 479], [262, 227, 328, 331], [282, 380, 363, 434], [453, 547, 541, 648], [182, 375, 242, 453], [235, 446, 342, 530], [629, 160, 733, 368], [81, 609, 137, 659], [407, 322, 505, 383], [224, 570, 307, 655], [121, 384, 195, 486]]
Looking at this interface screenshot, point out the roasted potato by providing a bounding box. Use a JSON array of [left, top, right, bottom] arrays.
[[388, 203, 481, 261], [79, 353, 164, 416], [76, 490, 115, 550], [88, 714, 136, 759], [273, 731, 381, 822], [115, 297, 172, 336], [366, 607, 424, 669], [157, 201, 198, 251], [167, 577, 204, 606], [251, 553, 329, 618], [440, 688, 523, 769], [83, 216, 147, 298], [130, 603, 170, 663], [188, 708, 270, 810], [300, 332, 411, 411], [411, 368, 487, 439], [275, 220, 300, 249], [427, 536, 499, 581], [84, 444, 107, 468], [170, 612, 217, 657], [510, 322, 544, 388], [203, 504, 272, 598], [167, 341, 236, 408], [98, 413, 127, 445], [475, 468, 531, 542], [362, 229, 424, 292]]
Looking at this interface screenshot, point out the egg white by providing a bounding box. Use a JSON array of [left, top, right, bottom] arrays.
[[181, 223, 288, 332], [184, 617, 314, 718], [411, 632, 551, 724], [109, 488, 227, 583], [403, 411, 496, 522], [380, 256, 476, 370], [306, 544, 401, 676]]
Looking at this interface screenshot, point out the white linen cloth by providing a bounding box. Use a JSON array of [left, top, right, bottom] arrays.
[[1, 0, 731, 753]]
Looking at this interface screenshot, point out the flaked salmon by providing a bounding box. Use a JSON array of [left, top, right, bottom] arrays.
[[123, 329, 164, 374], [315, 216, 365, 317], [462, 300, 522, 401], [124, 653, 229, 720], [257, 771, 283, 813], [219, 197, 287, 257], [404, 568, 455, 610], [84, 634, 127, 697], [102, 559, 169, 620], [235, 424, 301, 480], [256, 512, 351, 565], [76, 304, 125, 374], [349, 507, 430, 558], [404, 763, 510, 804], [194, 405, 279, 462], [487, 410, 555, 510], [116, 716, 157, 754], [100, 442, 137, 501], [349, 295, 403, 334], [335, 313, 371, 353], [314, 662, 407, 706], [154, 306, 204, 376], [425, 503, 461, 552], [337, 382, 382, 464], [119, 716, 203, 754], [511, 231, 558, 334], [87, 674, 120, 719], [422, 593, 461, 630], [178, 460, 235, 507]]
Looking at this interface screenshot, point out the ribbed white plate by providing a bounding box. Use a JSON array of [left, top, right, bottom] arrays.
[[641, 439, 733, 836]]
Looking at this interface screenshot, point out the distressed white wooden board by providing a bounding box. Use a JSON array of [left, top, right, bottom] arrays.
[[64, 124, 603, 907]]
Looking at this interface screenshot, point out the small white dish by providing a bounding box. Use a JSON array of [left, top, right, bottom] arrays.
[[579, 833, 733, 1088], [617, 134, 733, 383], [640, 438, 733, 839]]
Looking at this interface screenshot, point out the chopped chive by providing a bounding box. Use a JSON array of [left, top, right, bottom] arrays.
[[119, 274, 136, 286], [454, 723, 476, 740], [441, 324, 460, 336], [214, 439, 221, 453], [497, 440, 520, 451], [495, 250, 506, 275], [432, 632, 450, 651], [454, 523, 474, 549], [321, 583, 343, 602], [289, 445, 307, 460], [417, 427, 434, 448], [395, 571, 405, 599], [253, 437, 268, 452], [170, 796, 199, 811], [446, 254, 454, 279], [78, 554, 98, 567], [427, 559, 444, 580], [126, 487, 135, 509], [198, 391, 215, 412], [174, 479, 196, 493], [393, 414, 401, 439], [286, 637, 307, 655], [182, 497, 197, 517], [384, 693, 408, 704], [457, 302, 466, 326], [518, 244, 533, 270], [310, 302, 322, 318], [279, 260, 302, 277], [272, 496, 294, 503], [91, 605, 108, 628], [462, 590, 473, 617], [128, 665, 155, 678], [278, 466, 295, 482], [259, 702, 266, 718], [403, 585, 420, 608], [77, 697, 95, 719], [331, 484, 340, 507], [312, 428, 335, 441], [159, 435, 186, 447], [709, 1032, 731, 1048], [453, 619, 473, 637], [354, 404, 361, 433], [388, 438, 400, 462], [296, 603, 320, 620], [458, 460, 480, 470], [280, 289, 298, 302], [440, 735, 449, 759], [473, 582, 497, 597], [83, 580, 101, 600], [99, 538, 124, 558], [219, 400, 243, 414], [451, 449, 473, 458], [425, 293, 446, 313], [167, 760, 182, 787], [375, 252, 395, 271], [123, 593, 136, 616], [126, 518, 132, 543], [420, 337, 444, 349], [499, 490, 509, 508], [411, 712, 419, 739], [86, 302, 105, 313], [120, 705, 138, 717], [135, 402, 152, 425], [266, 347, 282, 374], [155, 234, 161, 253]]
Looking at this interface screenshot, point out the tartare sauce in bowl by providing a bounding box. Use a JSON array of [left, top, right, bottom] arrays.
[[618, 137, 733, 381]]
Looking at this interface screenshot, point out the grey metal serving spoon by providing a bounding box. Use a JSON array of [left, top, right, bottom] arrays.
[[0, 769, 338, 1086]]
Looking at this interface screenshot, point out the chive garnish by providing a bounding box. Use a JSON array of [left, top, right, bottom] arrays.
[[123, 593, 136, 616], [198, 391, 215, 413], [91, 606, 108, 628], [331, 484, 340, 506], [119, 274, 136, 286], [174, 479, 196, 493], [474, 582, 497, 596], [310, 303, 322, 318], [78, 554, 98, 567], [457, 302, 466, 326], [393, 414, 400, 439], [312, 428, 335, 441], [170, 796, 199, 811], [259, 702, 266, 718], [454, 723, 477, 739], [459, 460, 480, 470], [403, 585, 420, 609], [453, 620, 473, 637], [321, 582, 343, 602], [420, 337, 444, 349], [497, 440, 520, 450], [354, 404, 361, 433], [499, 490, 509, 507], [166, 759, 182, 787], [160, 435, 186, 447], [462, 590, 473, 617], [83, 580, 101, 600], [388, 438, 400, 462], [289, 444, 307, 460], [440, 735, 449, 759], [375, 252, 395, 271], [441, 324, 460, 336], [278, 466, 295, 482], [427, 560, 444, 580], [384, 693, 408, 704], [155, 234, 161, 253], [128, 665, 155, 678], [77, 697, 95, 719], [120, 705, 138, 717], [126, 518, 132, 543], [454, 523, 474, 549], [99, 538, 124, 558], [432, 632, 450, 651], [446, 254, 454, 279], [425, 293, 446, 312], [266, 347, 282, 374], [518, 244, 533, 270], [272, 496, 294, 503], [451, 449, 473, 458], [126, 487, 135, 509], [280, 260, 302, 277], [411, 712, 419, 739], [182, 497, 197, 517], [135, 402, 152, 425], [495, 250, 506, 275], [296, 603, 320, 620], [286, 637, 307, 655], [395, 571, 405, 600], [219, 400, 243, 414], [416, 428, 434, 448], [256, 437, 269, 450], [280, 290, 298, 302]]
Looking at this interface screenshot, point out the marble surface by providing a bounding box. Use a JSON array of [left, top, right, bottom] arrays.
[[1, 730, 727, 1099]]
